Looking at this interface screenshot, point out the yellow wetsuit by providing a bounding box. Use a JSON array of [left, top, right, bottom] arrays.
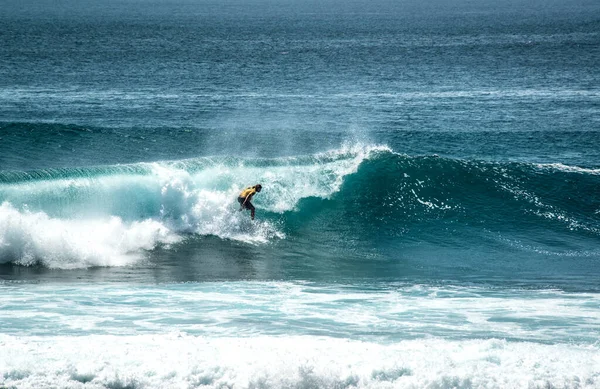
[[239, 187, 257, 199], [238, 187, 257, 212], [237, 185, 260, 219]]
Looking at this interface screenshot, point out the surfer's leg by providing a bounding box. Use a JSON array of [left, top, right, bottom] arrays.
[[247, 202, 255, 220]]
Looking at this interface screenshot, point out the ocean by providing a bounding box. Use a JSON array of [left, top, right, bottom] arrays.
[[1, 0, 599, 387]]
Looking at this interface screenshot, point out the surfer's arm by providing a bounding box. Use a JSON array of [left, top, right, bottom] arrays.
[[241, 191, 255, 206], [241, 194, 250, 206]]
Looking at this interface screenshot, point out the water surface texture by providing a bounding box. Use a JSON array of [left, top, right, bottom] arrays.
[[1, 0, 599, 388]]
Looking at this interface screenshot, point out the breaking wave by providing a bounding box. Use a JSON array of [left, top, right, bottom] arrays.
[[1, 143, 598, 268]]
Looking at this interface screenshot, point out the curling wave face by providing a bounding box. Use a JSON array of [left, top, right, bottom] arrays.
[[1, 142, 599, 270], [0, 144, 384, 268]]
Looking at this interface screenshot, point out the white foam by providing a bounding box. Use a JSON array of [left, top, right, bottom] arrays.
[[1, 282, 598, 387], [0, 334, 597, 389], [536, 163, 600, 175], [2, 282, 599, 343], [0, 202, 180, 268]]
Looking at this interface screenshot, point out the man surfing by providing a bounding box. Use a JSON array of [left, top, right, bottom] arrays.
[[238, 184, 262, 220]]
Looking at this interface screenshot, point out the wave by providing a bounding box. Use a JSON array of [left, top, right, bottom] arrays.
[[0, 144, 382, 267], [1, 143, 599, 268]]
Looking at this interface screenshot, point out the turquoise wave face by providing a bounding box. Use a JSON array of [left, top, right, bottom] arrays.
[[0, 144, 599, 289]]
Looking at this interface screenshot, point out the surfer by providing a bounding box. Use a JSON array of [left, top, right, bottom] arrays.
[[238, 184, 262, 220]]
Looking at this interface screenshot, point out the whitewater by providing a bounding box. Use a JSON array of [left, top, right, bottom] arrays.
[[2, 282, 599, 388]]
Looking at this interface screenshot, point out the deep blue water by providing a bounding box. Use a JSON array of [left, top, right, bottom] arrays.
[[1, 0, 599, 388]]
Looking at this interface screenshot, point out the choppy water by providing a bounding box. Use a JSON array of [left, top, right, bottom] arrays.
[[1, 0, 599, 388]]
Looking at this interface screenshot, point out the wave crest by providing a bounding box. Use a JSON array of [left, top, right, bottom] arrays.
[[0, 144, 383, 267], [1, 143, 599, 268]]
